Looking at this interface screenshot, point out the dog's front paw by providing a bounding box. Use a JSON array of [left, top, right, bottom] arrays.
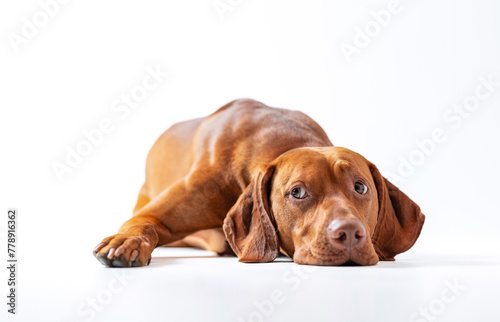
[[93, 234, 153, 267]]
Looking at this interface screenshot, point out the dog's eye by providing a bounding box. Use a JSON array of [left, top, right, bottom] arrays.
[[291, 187, 307, 199], [354, 181, 368, 195]]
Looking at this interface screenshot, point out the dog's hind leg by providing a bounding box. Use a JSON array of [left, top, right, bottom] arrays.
[[169, 228, 235, 256]]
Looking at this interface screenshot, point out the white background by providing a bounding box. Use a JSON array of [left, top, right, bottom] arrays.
[[1, 1, 499, 321]]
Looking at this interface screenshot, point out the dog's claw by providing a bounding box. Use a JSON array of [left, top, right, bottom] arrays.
[[114, 246, 125, 257], [107, 248, 115, 259], [130, 249, 139, 262], [93, 242, 107, 256]]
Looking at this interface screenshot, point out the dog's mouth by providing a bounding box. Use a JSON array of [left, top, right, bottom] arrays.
[[312, 254, 366, 266], [339, 260, 361, 266], [294, 242, 379, 266]]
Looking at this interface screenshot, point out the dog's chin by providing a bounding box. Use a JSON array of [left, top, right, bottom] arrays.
[[293, 245, 379, 266]]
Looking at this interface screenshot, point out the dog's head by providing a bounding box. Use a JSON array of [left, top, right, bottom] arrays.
[[223, 147, 425, 265]]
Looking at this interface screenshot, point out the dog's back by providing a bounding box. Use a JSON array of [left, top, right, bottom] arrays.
[[143, 99, 332, 200]]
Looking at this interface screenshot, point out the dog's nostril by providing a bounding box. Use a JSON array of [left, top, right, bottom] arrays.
[[354, 229, 365, 239], [338, 231, 347, 241]]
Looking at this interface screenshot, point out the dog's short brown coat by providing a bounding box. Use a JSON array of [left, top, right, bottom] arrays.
[[94, 99, 425, 267]]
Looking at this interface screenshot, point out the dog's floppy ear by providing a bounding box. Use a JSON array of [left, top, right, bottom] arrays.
[[223, 166, 279, 263], [370, 164, 425, 261]]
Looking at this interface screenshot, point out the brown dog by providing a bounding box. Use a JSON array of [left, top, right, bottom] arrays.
[[93, 99, 425, 267]]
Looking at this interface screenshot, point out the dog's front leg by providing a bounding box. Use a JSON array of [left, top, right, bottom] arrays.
[[93, 171, 230, 267]]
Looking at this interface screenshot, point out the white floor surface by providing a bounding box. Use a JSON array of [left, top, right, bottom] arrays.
[[2, 247, 499, 322]]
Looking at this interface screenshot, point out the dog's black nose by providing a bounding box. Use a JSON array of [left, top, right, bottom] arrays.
[[328, 218, 366, 249]]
